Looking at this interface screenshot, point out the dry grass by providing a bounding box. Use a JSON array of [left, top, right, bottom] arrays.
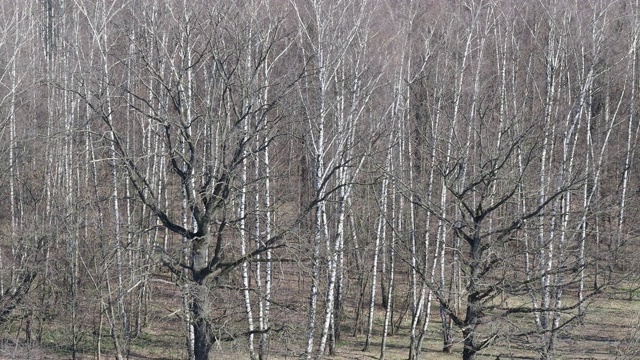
[[2, 278, 640, 360]]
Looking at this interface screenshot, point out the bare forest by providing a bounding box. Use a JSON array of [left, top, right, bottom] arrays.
[[2, 1, 640, 360]]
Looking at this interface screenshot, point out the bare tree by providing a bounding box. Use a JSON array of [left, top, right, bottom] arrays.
[[69, 1, 313, 359]]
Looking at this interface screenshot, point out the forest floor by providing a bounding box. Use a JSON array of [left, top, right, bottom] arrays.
[[1, 283, 639, 359], [321, 300, 635, 360], [319, 291, 640, 360]]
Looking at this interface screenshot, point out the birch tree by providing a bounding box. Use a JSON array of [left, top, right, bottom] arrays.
[[292, 0, 381, 357], [0, 1, 43, 338]]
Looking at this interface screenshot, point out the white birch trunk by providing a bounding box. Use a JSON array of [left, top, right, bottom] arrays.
[[380, 144, 400, 360], [92, 0, 127, 355], [410, 70, 443, 359], [537, 22, 559, 331], [363, 130, 394, 351], [240, 140, 255, 359]]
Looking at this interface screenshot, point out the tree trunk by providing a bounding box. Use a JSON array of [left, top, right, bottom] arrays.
[[363, 132, 393, 352], [192, 288, 213, 360], [462, 236, 482, 360]]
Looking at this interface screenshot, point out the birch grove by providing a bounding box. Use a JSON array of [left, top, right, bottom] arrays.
[[1, 1, 640, 360]]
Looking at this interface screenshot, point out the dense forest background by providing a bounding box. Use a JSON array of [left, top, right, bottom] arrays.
[[1, 0, 640, 359]]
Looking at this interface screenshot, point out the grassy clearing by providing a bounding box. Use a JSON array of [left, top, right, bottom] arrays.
[[3, 285, 640, 359], [321, 291, 640, 360]]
